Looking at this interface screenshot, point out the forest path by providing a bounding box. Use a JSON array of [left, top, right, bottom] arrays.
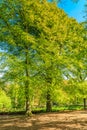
[[0, 111, 87, 130]]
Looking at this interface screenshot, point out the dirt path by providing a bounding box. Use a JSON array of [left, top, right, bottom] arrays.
[[0, 111, 87, 130]]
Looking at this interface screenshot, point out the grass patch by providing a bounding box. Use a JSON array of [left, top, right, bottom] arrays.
[[0, 105, 84, 115], [52, 105, 83, 112]]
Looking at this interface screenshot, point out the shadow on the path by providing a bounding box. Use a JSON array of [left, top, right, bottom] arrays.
[[0, 115, 86, 130]]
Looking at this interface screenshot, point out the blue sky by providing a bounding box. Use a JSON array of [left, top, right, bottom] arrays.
[[58, 0, 86, 22]]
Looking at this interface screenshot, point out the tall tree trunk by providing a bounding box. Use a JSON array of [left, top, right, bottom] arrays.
[[25, 50, 32, 116], [83, 98, 86, 110], [46, 89, 52, 112], [25, 80, 32, 116]]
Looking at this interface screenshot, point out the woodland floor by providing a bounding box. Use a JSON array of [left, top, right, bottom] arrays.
[[0, 110, 87, 130]]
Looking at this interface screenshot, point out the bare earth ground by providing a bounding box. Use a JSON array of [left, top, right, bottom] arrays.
[[0, 111, 87, 130]]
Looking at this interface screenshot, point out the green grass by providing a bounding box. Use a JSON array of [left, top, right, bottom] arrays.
[[0, 105, 85, 114], [33, 105, 84, 113], [52, 105, 83, 112]]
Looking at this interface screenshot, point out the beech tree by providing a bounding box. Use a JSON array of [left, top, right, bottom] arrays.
[[0, 0, 83, 114]]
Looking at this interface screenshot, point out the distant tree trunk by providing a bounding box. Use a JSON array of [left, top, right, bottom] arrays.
[[46, 89, 52, 112], [25, 50, 32, 116], [83, 98, 86, 110], [25, 80, 32, 116]]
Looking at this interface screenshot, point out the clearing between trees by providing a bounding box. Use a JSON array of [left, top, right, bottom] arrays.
[[0, 110, 87, 130]]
